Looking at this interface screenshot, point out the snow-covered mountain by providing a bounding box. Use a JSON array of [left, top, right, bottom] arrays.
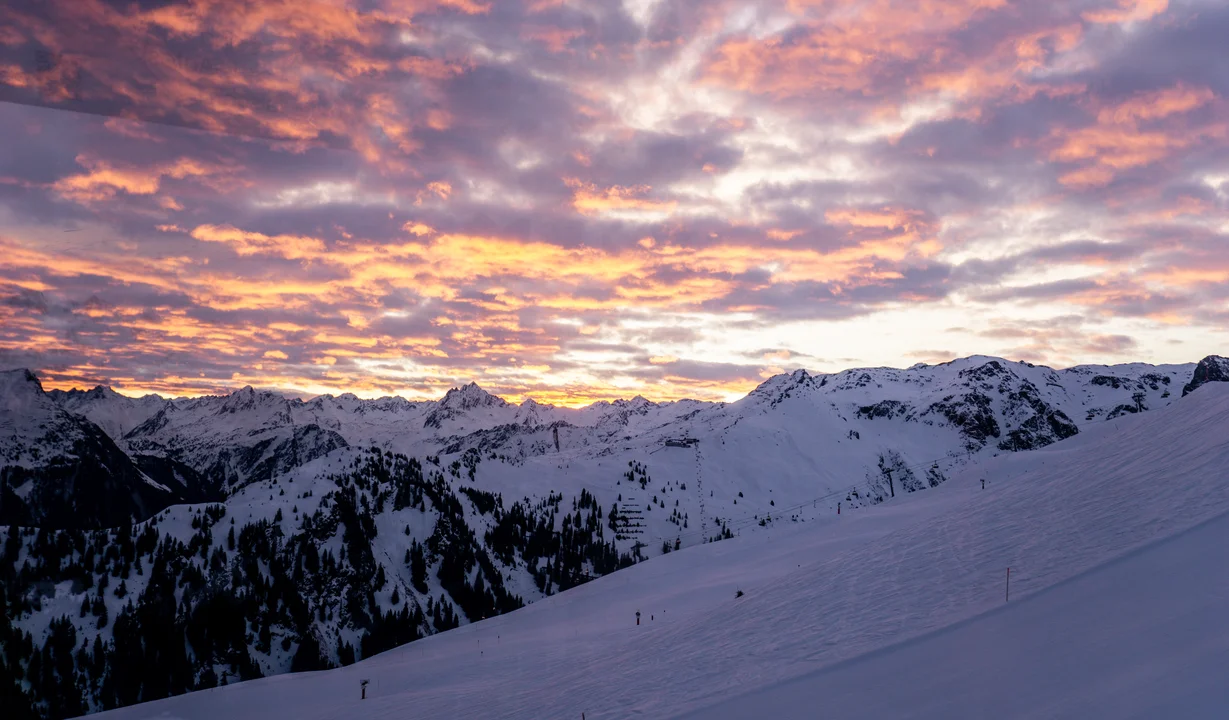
[[122, 386, 348, 494], [41, 356, 1207, 490], [45, 386, 170, 440], [1, 354, 1216, 533], [0, 354, 1225, 717], [0, 370, 193, 529], [62, 376, 1229, 719]]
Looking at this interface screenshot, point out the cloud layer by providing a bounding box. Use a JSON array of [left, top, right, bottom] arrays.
[[1, 0, 1227, 403]]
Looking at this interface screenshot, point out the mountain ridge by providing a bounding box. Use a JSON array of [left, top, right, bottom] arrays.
[[23, 353, 1215, 409]]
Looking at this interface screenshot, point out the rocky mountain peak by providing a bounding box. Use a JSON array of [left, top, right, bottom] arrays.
[[218, 385, 286, 414], [423, 382, 509, 430], [613, 395, 654, 410], [439, 382, 507, 411], [1182, 355, 1229, 396], [743, 367, 814, 409]]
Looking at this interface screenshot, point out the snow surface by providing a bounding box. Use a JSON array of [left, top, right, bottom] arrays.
[[687, 511, 1229, 720], [91, 383, 1229, 720]]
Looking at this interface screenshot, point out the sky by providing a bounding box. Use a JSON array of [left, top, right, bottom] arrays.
[[0, 0, 1227, 406]]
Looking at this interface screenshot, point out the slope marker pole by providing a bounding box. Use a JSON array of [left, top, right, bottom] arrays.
[[1005, 567, 1010, 602]]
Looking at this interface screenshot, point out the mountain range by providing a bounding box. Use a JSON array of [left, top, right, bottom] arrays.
[[1, 353, 1226, 717], [9, 354, 1224, 529]]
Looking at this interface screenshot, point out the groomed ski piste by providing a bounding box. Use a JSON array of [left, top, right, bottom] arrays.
[[95, 384, 1229, 719]]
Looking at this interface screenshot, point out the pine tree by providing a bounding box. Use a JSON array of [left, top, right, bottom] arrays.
[[410, 542, 428, 594]]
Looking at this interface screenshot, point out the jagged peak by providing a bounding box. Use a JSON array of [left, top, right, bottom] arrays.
[[749, 367, 812, 396], [215, 384, 290, 415], [612, 394, 655, 409], [438, 381, 508, 410], [514, 397, 555, 427]]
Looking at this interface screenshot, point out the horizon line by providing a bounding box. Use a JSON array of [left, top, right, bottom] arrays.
[[8, 353, 1213, 409]]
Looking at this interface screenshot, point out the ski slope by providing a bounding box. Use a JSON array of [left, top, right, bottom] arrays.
[[687, 511, 1229, 719], [94, 384, 1229, 720]]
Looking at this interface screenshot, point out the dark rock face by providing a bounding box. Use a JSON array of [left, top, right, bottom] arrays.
[[856, 400, 912, 421], [1106, 404, 1139, 420], [1182, 356, 1229, 397], [996, 382, 1078, 452], [958, 360, 1007, 384], [922, 392, 1000, 448]]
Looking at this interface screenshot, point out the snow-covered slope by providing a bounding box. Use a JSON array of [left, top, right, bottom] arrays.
[[89, 382, 1229, 720], [691, 510, 1229, 720]]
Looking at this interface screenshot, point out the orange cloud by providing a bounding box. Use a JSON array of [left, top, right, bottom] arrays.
[[4, 0, 471, 169], [522, 25, 585, 52], [566, 179, 677, 216], [1096, 85, 1214, 124], [1058, 165, 1116, 189], [704, 0, 1008, 102], [825, 207, 928, 231], [190, 224, 327, 259], [415, 181, 452, 205], [52, 155, 223, 203], [1083, 0, 1168, 24], [403, 222, 436, 236], [1050, 85, 1224, 187]]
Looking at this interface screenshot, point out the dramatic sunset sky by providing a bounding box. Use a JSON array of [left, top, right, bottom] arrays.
[[1, 0, 1226, 404]]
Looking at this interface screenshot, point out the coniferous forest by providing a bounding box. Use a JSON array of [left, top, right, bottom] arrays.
[[0, 448, 644, 718]]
